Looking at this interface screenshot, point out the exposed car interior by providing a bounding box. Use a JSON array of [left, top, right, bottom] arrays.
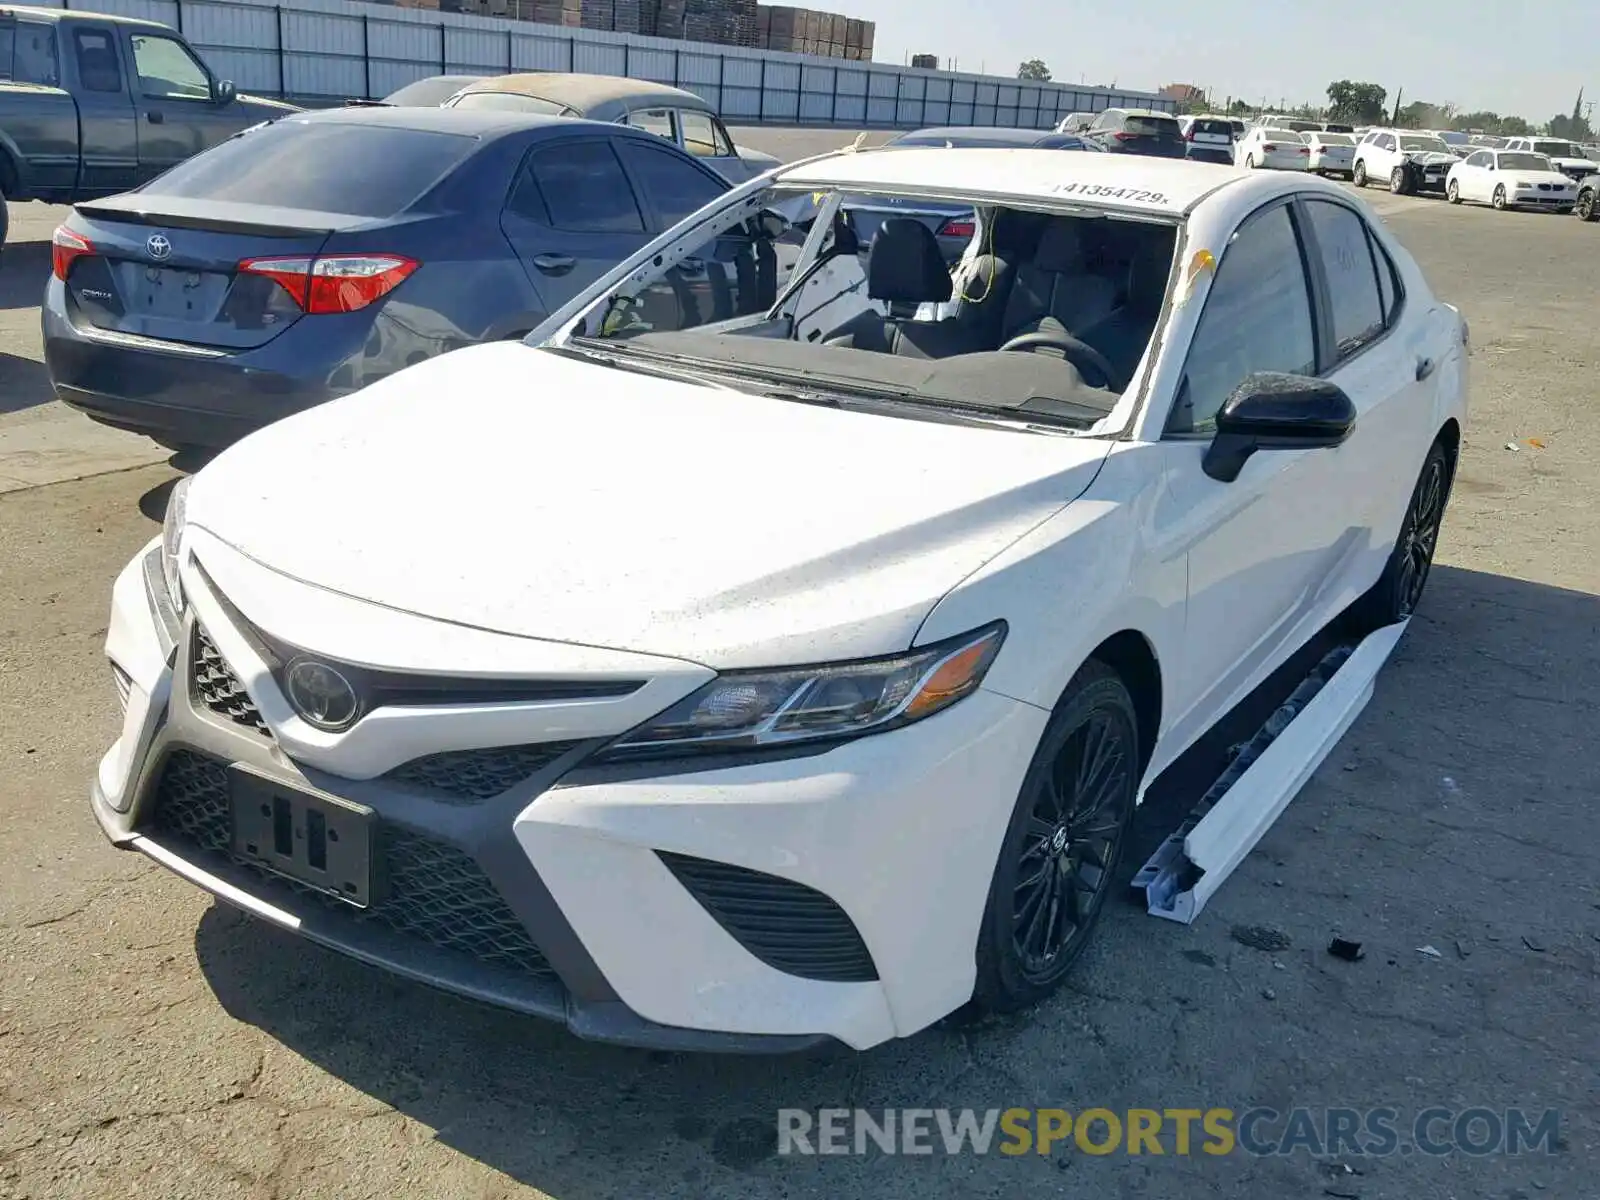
[[585, 193, 1180, 421]]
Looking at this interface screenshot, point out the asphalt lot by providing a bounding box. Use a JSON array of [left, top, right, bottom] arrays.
[[2, 130, 1597, 1200]]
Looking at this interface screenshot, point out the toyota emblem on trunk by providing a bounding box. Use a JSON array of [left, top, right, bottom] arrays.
[[285, 659, 360, 731], [146, 234, 172, 261]]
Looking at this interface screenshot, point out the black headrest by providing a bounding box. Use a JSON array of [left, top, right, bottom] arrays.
[[867, 218, 952, 305], [1127, 238, 1173, 314], [1033, 220, 1086, 274]]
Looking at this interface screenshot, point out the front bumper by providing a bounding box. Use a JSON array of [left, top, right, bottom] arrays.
[[1508, 185, 1577, 207], [96, 539, 1048, 1051]]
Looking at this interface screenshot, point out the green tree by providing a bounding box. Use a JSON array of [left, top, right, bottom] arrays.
[[1017, 59, 1051, 82], [1326, 80, 1387, 124], [1499, 115, 1533, 136]]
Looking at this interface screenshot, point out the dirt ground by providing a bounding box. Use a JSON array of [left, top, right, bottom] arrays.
[[1, 134, 1595, 1200]]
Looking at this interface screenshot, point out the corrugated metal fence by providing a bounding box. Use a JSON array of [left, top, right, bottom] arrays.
[[40, 0, 1175, 126]]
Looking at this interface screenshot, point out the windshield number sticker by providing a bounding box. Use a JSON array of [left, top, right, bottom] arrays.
[[1052, 183, 1170, 205]]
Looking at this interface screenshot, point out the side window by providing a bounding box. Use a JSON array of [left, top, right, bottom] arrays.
[[0, 26, 14, 81], [1090, 109, 1116, 131], [130, 34, 210, 101], [1463, 151, 1487, 167], [1168, 204, 1316, 436], [1378, 134, 1396, 151], [679, 110, 735, 158], [14, 21, 58, 86], [1303, 200, 1384, 360], [72, 29, 123, 94], [618, 140, 725, 226], [625, 108, 675, 141], [604, 225, 782, 340], [503, 158, 551, 223], [528, 140, 645, 233], [1368, 229, 1402, 327]]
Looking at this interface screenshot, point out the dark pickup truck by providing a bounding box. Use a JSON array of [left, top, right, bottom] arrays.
[[1, 5, 298, 250]]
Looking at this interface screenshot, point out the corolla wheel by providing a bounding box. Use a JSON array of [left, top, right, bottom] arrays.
[[1493, 184, 1508, 210], [1350, 441, 1452, 630], [1447, 180, 1461, 203], [1353, 161, 1368, 186], [973, 663, 1139, 1009]]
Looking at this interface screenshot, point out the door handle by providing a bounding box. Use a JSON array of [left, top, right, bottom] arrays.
[[1415, 355, 1435, 381], [147, 111, 164, 124], [531, 252, 575, 275]]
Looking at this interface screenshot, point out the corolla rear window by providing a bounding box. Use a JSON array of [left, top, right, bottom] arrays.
[[449, 91, 573, 116], [1264, 130, 1304, 142], [138, 121, 479, 216], [1126, 116, 1181, 136]]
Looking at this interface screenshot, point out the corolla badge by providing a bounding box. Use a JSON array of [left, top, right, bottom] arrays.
[[284, 659, 361, 731], [146, 234, 172, 261]]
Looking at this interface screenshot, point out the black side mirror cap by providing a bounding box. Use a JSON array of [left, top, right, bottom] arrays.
[[1202, 371, 1357, 482], [213, 78, 237, 105]]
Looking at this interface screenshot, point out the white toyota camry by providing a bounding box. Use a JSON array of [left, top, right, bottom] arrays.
[[92, 149, 1469, 1052]]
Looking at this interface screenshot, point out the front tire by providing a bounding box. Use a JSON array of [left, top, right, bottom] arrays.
[[1349, 440, 1452, 631], [972, 661, 1139, 1013], [1390, 166, 1409, 194], [1577, 188, 1598, 221], [1447, 179, 1462, 203], [1492, 184, 1508, 210], [1353, 160, 1368, 187]]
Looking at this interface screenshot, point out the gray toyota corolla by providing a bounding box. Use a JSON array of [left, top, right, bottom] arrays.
[[42, 105, 740, 451]]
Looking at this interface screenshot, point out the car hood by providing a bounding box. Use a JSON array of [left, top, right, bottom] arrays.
[[188, 343, 1112, 669], [1547, 156, 1597, 169], [1403, 150, 1457, 166]]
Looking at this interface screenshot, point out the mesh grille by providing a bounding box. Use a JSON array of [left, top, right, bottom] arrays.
[[658, 851, 878, 983], [149, 750, 554, 977], [191, 626, 271, 737], [385, 742, 581, 803]]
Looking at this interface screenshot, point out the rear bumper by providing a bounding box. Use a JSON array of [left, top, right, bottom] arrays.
[[41, 281, 369, 448]]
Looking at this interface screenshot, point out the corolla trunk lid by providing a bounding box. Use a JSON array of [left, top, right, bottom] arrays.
[[190, 342, 1113, 668]]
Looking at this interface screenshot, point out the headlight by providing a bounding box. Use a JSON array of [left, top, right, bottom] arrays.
[[598, 622, 1006, 761], [160, 476, 191, 611]]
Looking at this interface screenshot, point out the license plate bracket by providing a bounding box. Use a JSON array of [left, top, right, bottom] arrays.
[[229, 767, 375, 907]]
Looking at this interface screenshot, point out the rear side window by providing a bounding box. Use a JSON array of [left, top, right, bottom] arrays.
[[679, 110, 734, 158], [617, 140, 724, 226], [528, 140, 645, 233], [1302, 200, 1384, 360], [73, 29, 122, 94], [139, 121, 478, 217], [13, 21, 58, 86], [1126, 115, 1180, 137], [1370, 230, 1401, 326]]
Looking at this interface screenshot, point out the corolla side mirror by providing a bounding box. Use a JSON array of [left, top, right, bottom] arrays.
[[213, 78, 237, 105], [1202, 372, 1357, 482]]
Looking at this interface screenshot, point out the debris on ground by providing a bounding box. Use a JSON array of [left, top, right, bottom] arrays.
[[1262, 988, 1276, 1000], [1505, 441, 1520, 451], [1231, 924, 1292, 953], [1417, 945, 1443, 958], [1522, 935, 1547, 952], [1328, 938, 1365, 962], [1455, 940, 1472, 958]]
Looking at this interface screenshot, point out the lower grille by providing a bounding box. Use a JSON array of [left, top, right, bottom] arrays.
[[191, 626, 271, 737], [385, 742, 581, 803], [658, 851, 878, 983], [149, 750, 554, 977]]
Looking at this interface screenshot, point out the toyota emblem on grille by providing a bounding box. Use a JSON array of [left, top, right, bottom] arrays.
[[146, 234, 172, 261], [285, 659, 360, 730]]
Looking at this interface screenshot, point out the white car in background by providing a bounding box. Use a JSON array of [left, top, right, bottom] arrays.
[[1306, 131, 1357, 177], [92, 149, 1468, 1052], [1056, 112, 1096, 133], [1353, 129, 1456, 194], [1446, 149, 1578, 211], [1500, 137, 1600, 183], [1236, 126, 1310, 170]]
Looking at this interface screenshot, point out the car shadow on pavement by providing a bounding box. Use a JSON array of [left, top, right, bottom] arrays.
[[0, 352, 56, 415], [189, 561, 1599, 1198], [0, 240, 50, 311]]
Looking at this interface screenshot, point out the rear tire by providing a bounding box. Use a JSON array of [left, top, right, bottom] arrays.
[[972, 661, 1140, 1013], [1447, 179, 1461, 204], [1352, 160, 1369, 187], [1492, 184, 1508, 210], [1349, 440, 1452, 632]]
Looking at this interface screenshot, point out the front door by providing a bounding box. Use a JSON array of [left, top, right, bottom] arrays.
[[1153, 200, 1350, 744], [129, 30, 235, 179]]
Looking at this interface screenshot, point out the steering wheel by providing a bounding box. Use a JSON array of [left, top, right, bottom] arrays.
[[998, 329, 1126, 392]]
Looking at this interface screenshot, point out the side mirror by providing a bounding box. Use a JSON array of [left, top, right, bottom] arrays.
[[1202, 372, 1356, 482], [212, 78, 237, 106]]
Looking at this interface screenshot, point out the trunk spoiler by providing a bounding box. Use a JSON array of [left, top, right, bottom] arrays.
[[72, 196, 374, 238]]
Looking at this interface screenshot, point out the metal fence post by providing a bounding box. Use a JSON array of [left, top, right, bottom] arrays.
[[506, 27, 513, 71], [439, 21, 446, 74], [758, 57, 766, 125], [623, 42, 630, 79], [568, 36, 575, 72], [275, 4, 285, 98], [672, 49, 679, 87], [173, 0, 184, 33], [361, 13, 370, 99]]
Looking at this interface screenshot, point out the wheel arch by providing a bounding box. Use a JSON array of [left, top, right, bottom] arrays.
[[1087, 630, 1163, 776]]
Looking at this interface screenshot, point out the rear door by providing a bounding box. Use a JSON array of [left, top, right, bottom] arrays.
[[6, 19, 78, 193], [127, 29, 234, 178], [65, 23, 138, 195], [499, 135, 653, 313]]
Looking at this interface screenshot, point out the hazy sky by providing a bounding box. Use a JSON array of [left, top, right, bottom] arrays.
[[857, 0, 1594, 123]]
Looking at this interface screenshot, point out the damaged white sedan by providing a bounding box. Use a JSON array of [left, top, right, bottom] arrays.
[[92, 149, 1468, 1052]]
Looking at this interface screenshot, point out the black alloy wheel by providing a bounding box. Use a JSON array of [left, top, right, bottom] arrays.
[[973, 661, 1139, 1010], [1350, 440, 1453, 630]]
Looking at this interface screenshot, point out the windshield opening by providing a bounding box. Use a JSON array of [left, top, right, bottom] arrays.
[[562, 182, 1182, 430]]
